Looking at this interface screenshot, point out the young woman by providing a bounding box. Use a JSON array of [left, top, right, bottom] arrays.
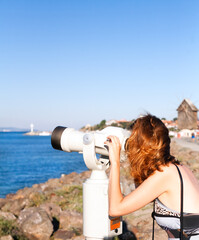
[[105, 114, 199, 239]]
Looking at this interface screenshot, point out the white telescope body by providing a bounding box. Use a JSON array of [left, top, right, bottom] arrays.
[[51, 126, 129, 154], [51, 126, 130, 170], [51, 126, 131, 239]]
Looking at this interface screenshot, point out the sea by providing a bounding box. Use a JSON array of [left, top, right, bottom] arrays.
[[0, 132, 88, 198]]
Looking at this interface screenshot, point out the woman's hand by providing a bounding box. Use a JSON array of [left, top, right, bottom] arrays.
[[104, 135, 121, 165]]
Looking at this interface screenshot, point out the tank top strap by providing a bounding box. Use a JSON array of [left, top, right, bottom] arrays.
[[174, 164, 184, 239], [152, 164, 184, 240]]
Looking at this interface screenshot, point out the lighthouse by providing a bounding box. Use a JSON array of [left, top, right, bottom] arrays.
[[30, 123, 34, 133]]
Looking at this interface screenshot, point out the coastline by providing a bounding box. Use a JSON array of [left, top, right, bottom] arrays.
[[1, 139, 199, 239], [24, 131, 51, 136]]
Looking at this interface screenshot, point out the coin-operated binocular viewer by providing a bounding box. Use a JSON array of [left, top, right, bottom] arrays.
[[51, 126, 130, 240]]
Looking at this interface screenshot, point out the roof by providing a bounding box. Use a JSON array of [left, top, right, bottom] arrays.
[[177, 99, 198, 112], [116, 119, 129, 123]]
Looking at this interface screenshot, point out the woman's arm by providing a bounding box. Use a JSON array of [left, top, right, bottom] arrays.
[[105, 136, 123, 216], [105, 136, 169, 217], [108, 161, 123, 216]]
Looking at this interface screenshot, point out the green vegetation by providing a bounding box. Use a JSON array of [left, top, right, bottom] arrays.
[[0, 217, 28, 240], [55, 185, 83, 213], [82, 119, 135, 131], [117, 121, 134, 130], [91, 119, 107, 131], [27, 185, 84, 213], [169, 127, 179, 132], [97, 119, 106, 130], [70, 227, 82, 236], [29, 192, 48, 207], [0, 217, 14, 236]]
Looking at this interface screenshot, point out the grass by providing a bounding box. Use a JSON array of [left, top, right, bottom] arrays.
[[0, 217, 28, 240], [55, 185, 83, 213], [0, 217, 14, 236], [28, 192, 48, 207], [70, 227, 82, 236], [27, 185, 83, 212]]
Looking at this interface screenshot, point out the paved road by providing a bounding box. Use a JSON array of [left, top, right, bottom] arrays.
[[172, 137, 199, 152]]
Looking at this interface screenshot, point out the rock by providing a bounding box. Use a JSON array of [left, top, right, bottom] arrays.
[[1, 201, 12, 212], [40, 183, 51, 192], [40, 203, 62, 218], [32, 183, 39, 189], [59, 210, 82, 231], [18, 207, 53, 240], [78, 171, 91, 182], [49, 194, 65, 205], [53, 229, 76, 240], [5, 193, 16, 200], [1, 198, 30, 216], [0, 198, 6, 209], [72, 236, 84, 240], [46, 178, 62, 189], [0, 236, 14, 240], [0, 211, 16, 221], [59, 172, 80, 185], [16, 187, 37, 198], [59, 171, 90, 185]]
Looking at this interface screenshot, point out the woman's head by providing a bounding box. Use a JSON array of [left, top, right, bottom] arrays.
[[126, 114, 178, 185]]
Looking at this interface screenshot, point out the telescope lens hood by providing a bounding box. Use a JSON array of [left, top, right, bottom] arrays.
[[51, 126, 67, 150]]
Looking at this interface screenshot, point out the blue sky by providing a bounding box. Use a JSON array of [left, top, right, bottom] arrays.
[[0, 0, 199, 131]]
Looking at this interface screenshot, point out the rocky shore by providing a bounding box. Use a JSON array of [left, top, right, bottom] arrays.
[[1, 139, 199, 240]]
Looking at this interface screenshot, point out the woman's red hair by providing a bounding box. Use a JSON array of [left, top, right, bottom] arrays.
[[126, 114, 179, 185]]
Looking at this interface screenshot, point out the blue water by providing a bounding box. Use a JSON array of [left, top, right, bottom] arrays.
[[0, 132, 88, 198]]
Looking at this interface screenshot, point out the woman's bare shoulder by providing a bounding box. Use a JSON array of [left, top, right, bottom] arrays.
[[157, 163, 178, 176], [151, 163, 181, 189], [143, 163, 176, 189], [162, 163, 199, 188]]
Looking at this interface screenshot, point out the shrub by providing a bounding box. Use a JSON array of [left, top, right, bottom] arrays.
[[0, 217, 28, 240], [29, 192, 48, 207], [0, 217, 14, 236]]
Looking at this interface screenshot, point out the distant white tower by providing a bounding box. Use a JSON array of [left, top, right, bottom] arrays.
[[30, 123, 34, 133]]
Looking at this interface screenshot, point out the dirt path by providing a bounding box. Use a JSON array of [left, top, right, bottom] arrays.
[[172, 137, 199, 152]]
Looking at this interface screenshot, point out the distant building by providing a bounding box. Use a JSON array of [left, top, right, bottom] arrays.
[[178, 129, 195, 138], [85, 124, 91, 130], [162, 120, 177, 129], [116, 119, 129, 124], [106, 120, 117, 126], [177, 99, 198, 130]]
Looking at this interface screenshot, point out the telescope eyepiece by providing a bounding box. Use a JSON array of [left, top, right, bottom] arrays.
[[51, 126, 67, 150], [83, 134, 94, 145]]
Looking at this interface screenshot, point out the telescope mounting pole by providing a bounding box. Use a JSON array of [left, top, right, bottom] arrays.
[[82, 134, 122, 239]]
